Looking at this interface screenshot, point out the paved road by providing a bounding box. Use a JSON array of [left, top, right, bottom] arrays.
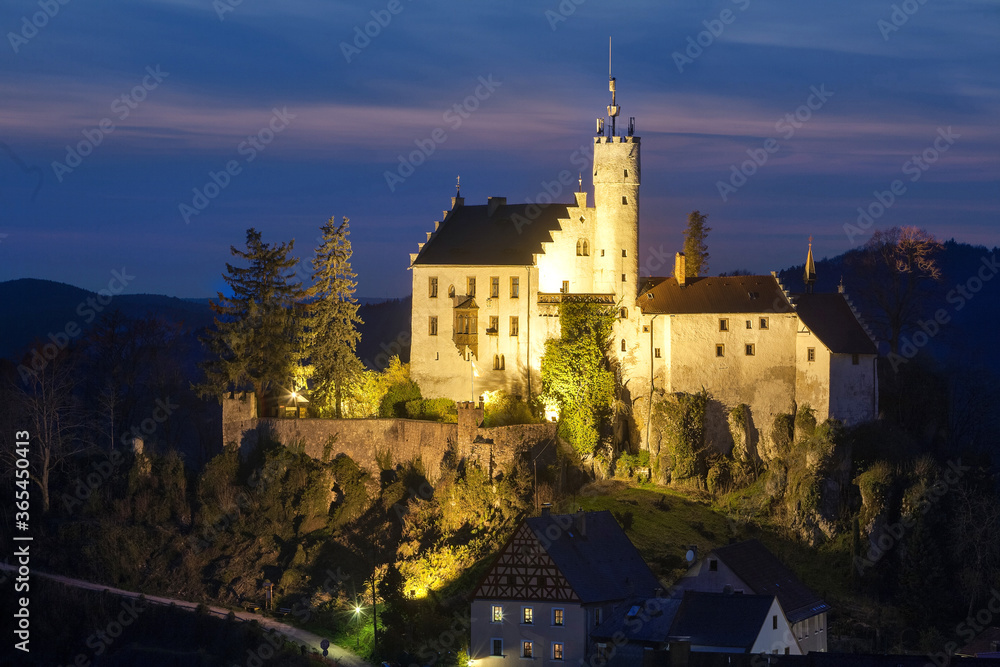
[[0, 563, 372, 666]]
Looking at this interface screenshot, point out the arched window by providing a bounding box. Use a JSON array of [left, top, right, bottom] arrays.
[[621, 339, 627, 352], [494, 354, 505, 371], [500, 354, 505, 370], [576, 239, 590, 256]]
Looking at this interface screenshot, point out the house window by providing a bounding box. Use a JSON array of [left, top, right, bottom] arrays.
[[429, 276, 438, 298], [492, 638, 503, 656], [552, 609, 564, 626], [852, 353, 860, 365], [490, 276, 499, 298], [510, 276, 519, 298], [621, 196, 628, 205], [760, 317, 769, 330], [576, 239, 590, 256], [510, 316, 519, 336], [620, 307, 628, 319], [494, 354, 505, 371], [622, 249, 627, 257], [807, 347, 816, 362], [746, 319, 752, 329], [522, 641, 533, 658], [654, 348, 661, 358], [716, 344, 725, 357], [553, 643, 564, 660], [467, 276, 476, 296], [773, 615, 778, 630], [745, 343, 755, 356], [522, 607, 533, 625], [719, 318, 729, 332], [491, 605, 503, 623], [709, 559, 718, 571], [562, 280, 569, 293], [623, 169, 628, 178], [488, 316, 499, 334], [621, 339, 627, 352], [428, 316, 438, 336]]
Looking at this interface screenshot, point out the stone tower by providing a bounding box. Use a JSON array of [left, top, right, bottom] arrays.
[[592, 72, 640, 306]]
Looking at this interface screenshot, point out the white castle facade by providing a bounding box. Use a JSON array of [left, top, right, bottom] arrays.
[[408, 77, 877, 450]]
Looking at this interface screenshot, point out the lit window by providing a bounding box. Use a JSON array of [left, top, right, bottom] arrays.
[[654, 348, 661, 358], [553, 643, 564, 660], [510, 276, 519, 298], [523, 641, 533, 658], [467, 276, 476, 296], [428, 316, 438, 336], [760, 317, 769, 330], [492, 638, 503, 656], [492, 605, 503, 623], [719, 318, 729, 332], [490, 276, 499, 298], [429, 277, 438, 298], [716, 344, 725, 357], [553, 609, 564, 626], [745, 343, 755, 356], [510, 316, 519, 336], [522, 607, 533, 624], [807, 347, 816, 362]]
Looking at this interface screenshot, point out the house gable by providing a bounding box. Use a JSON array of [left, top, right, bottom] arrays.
[[473, 521, 580, 602]]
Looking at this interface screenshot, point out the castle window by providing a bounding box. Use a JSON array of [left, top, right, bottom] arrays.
[[624, 169, 628, 178], [655, 348, 661, 358], [561, 281, 569, 293], [719, 318, 729, 332], [601, 249, 605, 257], [621, 196, 628, 205], [429, 277, 438, 298], [746, 320, 752, 329], [553, 609, 564, 626], [642, 325, 650, 333], [488, 316, 499, 334], [492, 605, 503, 623], [620, 307, 628, 319], [429, 316, 438, 336], [745, 343, 755, 356], [490, 276, 499, 298], [807, 347, 816, 362], [760, 317, 769, 330], [510, 316, 519, 336], [716, 344, 725, 357], [621, 273, 626, 282], [622, 249, 627, 257], [467, 276, 476, 296], [852, 353, 860, 365], [448, 284, 455, 297], [494, 354, 506, 370], [510, 276, 519, 298], [576, 239, 590, 256], [621, 339, 627, 352]]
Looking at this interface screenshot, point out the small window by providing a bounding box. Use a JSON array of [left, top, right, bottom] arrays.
[[621, 196, 628, 205], [600, 249, 605, 257], [654, 348, 661, 358], [760, 317, 769, 330], [490, 276, 499, 298], [785, 647, 791, 655], [620, 307, 628, 319], [621, 273, 626, 282], [428, 316, 438, 336], [745, 343, 755, 356], [522, 607, 533, 625], [510, 316, 519, 336], [773, 615, 778, 630], [448, 284, 455, 297], [510, 276, 520, 298], [621, 339, 627, 352], [594, 608, 602, 626], [716, 344, 725, 357], [552, 609, 564, 626], [553, 643, 564, 660], [852, 353, 860, 365], [719, 318, 729, 332], [494, 354, 505, 371], [562, 280, 569, 293], [622, 249, 627, 257], [492, 605, 503, 623], [709, 559, 718, 572], [623, 168, 628, 178], [746, 319, 752, 329], [642, 325, 650, 333], [428, 276, 438, 298], [488, 316, 499, 334], [522, 641, 533, 658], [492, 638, 503, 656], [467, 276, 476, 296], [807, 347, 816, 362]]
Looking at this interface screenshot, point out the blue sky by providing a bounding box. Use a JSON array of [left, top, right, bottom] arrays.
[[1, 0, 997, 298]]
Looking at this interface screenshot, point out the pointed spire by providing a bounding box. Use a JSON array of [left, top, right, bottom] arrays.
[[804, 235, 817, 293]]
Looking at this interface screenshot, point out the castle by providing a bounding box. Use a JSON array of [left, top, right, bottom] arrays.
[[408, 74, 877, 451]]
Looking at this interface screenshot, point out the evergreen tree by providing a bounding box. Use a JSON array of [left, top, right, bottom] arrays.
[[308, 216, 364, 418], [198, 228, 306, 405], [683, 210, 711, 277]]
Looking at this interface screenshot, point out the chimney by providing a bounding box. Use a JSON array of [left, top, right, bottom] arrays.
[[541, 502, 552, 517], [674, 252, 686, 287], [487, 196, 506, 216]]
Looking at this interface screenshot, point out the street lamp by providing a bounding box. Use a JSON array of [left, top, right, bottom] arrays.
[[353, 603, 364, 650]]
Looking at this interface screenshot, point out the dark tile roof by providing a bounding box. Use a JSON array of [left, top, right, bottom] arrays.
[[411, 201, 570, 266], [668, 591, 775, 650], [637, 276, 793, 315], [525, 510, 662, 604], [791, 293, 876, 355], [958, 626, 1000, 657], [712, 539, 829, 623], [591, 596, 683, 645]]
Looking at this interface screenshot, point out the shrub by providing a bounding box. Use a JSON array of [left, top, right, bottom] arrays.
[[795, 404, 817, 441], [652, 390, 709, 482], [482, 390, 539, 427], [380, 379, 422, 417], [771, 413, 795, 458], [404, 397, 458, 422]]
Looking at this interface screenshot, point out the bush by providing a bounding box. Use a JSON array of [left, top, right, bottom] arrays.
[[482, 390, 539, 427], [380, 379, 422, 417], [404, 397, 458, 422]]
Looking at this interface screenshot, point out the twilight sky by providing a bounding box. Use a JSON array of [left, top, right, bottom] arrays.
[[1, 0, 997, 298]]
